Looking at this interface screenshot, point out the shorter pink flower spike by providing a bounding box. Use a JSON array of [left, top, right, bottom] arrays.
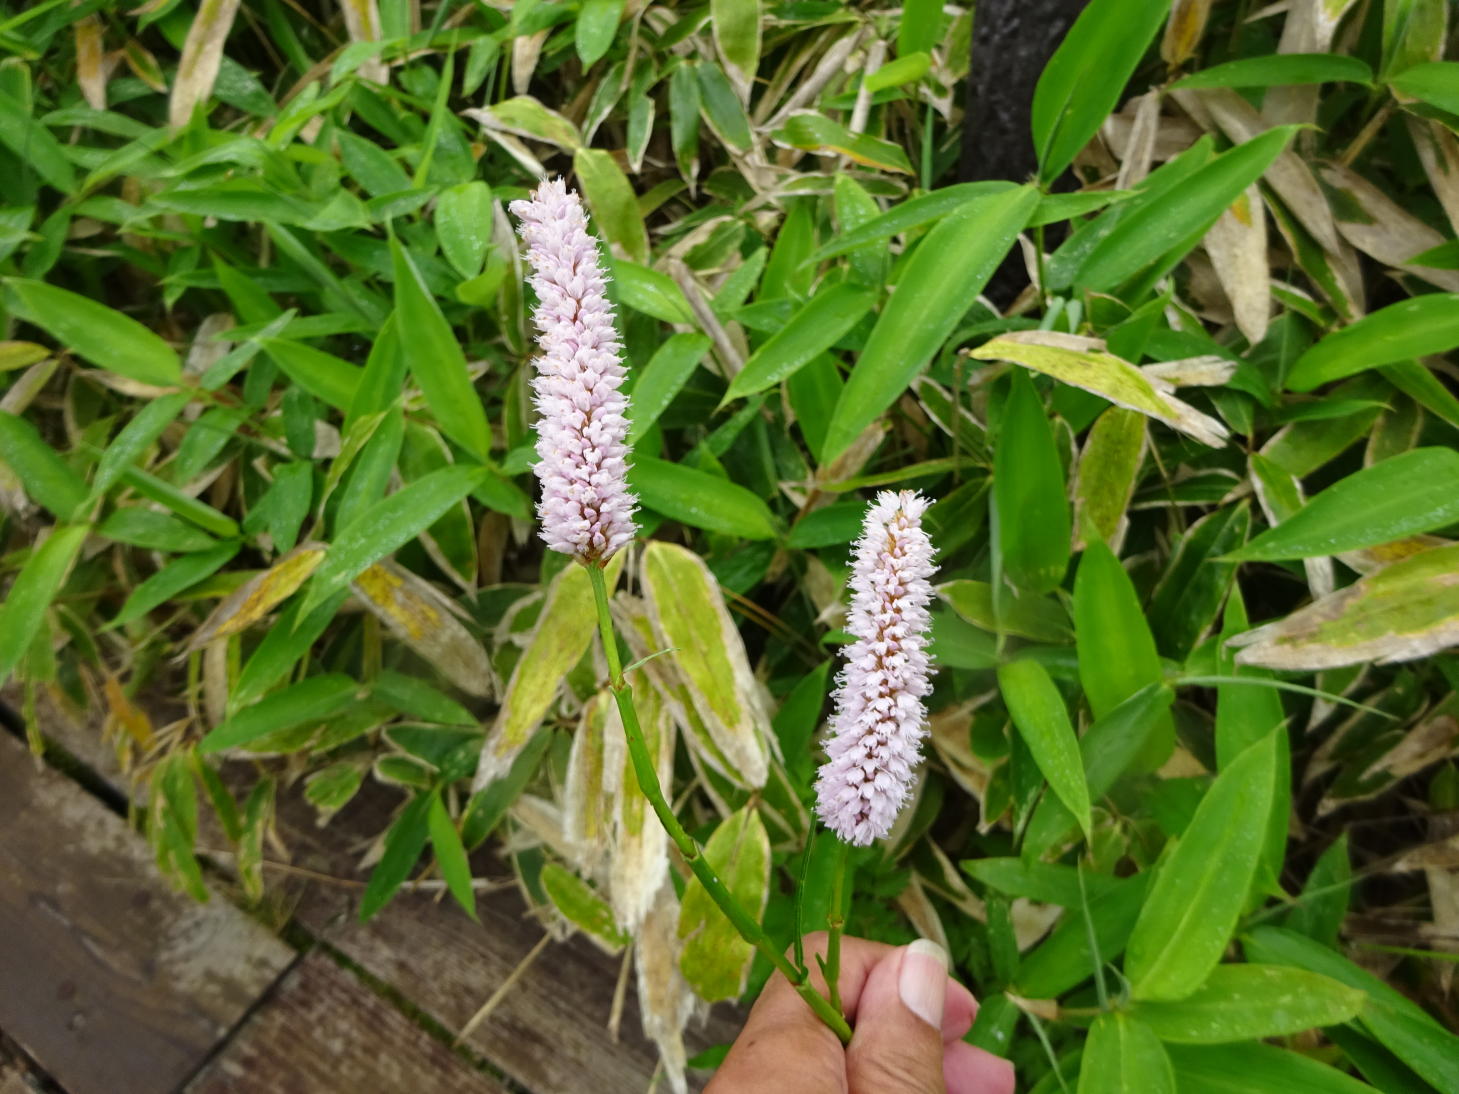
[[815, 490, 938, 846], [509, 177, 638, 563]]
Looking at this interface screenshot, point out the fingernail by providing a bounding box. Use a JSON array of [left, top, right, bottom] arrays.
[[899, 938, 947, 1029]]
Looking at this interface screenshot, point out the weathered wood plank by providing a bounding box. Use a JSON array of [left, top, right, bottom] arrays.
[[0, 729, 294, 1094], [288, 787, 741, 1094], [187, 950, 506, 1094]]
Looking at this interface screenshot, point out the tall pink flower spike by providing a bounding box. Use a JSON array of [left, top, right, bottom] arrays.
[[815, 490, 938, 846], [509, 178, 637, 563]]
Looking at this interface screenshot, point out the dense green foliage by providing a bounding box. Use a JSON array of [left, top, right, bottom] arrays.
[[3, 0, 1459, 1089]]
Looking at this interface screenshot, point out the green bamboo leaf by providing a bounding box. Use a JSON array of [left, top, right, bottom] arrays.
[[573, 147, 649, 263], [575, 0, 624, 66], [1132, 964, 1365, 1043], [98, 507, 218, 552], [772, 113, 913, 174], [630, 456, 777, 539], [262, 338, 361, 412], [1075, 407, 1146, 548], [1388, 60, 1459, 114], [866, 51, 931, 92], [824, 185, 1038, 461], [807, 181, 1017, 265], [0, 89, 75, 192], [1244, 925, 1459, 1092], [695, 61, 752, 149], [390, 236, 492, 462], [1074, 540, 1172, 771], [90, 391, 191, 501], [299, 464, 488, 618], [938, 579, 1070, 642], [1126, 730, 1280, 1001], [678, 807, 770, 1001], [724, 281, 876, 402], [1148, 502, 1250, 658], [995, 369, 1071, 594], [1017, 873, 1151, 999], [360, 792, 432, 921], [1229, 448, 1459, 561], [120, 464, 239, 539], [1078, 1013, 1175, 1094], [628, 333, 711, 443], [1168, 1043, 1385, 1094], [4, 277, 180, 386], [710, 0, 760, 91], [1022, 684, 1175, 860], [435, 181, 493, 279], [198, 673, 361, 754], [1287, 295, 1459, 391], [1031, 0, 1173, 182], [1173, 53, 1374, 90], [109, 541, 241, 630], [0, 524, 89, 688], [1283, 834, 1352, 949], [1075, 127, 1298, 292], [0, 410, 87, 520], [427, 791, 477, 921], [998, 659, 1092, 837], [609, 258, 694, 324]]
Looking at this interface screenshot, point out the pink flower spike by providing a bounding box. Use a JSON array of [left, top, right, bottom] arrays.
[[510, 177, 638, 563], [815, 490, 938, 846]]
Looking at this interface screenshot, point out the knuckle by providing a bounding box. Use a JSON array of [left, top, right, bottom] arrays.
[[848, 1041, 944, 1094]]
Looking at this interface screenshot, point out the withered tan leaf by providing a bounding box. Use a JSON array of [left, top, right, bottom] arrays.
[[352, 561, 492, 698], [1407, 117, 1459, 237], [1230, 544, 1459, 670], [338, 0, 388, 84], [608, 680, 674, 933], [1203, 184, 1271, 344], [169, 0, 242, 129], [564, 692, 614, 872], [635, 880, 693, 1094], [1317, 162, 1459, 293], [74, 16, 107, 111]]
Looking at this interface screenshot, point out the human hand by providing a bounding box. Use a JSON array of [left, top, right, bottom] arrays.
[[707, 934, 1016, 1094]]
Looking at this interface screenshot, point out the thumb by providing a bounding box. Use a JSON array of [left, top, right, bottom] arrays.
[[845, 940, 949, 1094]]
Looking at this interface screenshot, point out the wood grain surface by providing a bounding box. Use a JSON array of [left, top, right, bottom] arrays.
[[0, 729, 293, 1094], [186, 951, 507, 1094]]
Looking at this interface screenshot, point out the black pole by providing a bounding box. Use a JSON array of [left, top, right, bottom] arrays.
[[961, 0, 1090, 304]]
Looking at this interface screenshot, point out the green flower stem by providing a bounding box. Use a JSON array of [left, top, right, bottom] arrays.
[[823, 838, 850, 1015], [587, 560, 853, 1044]]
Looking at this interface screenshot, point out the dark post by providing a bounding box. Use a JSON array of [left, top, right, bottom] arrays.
[[961, 0, 1090, 304]]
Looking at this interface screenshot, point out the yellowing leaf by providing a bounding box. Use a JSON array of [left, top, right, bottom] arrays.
[[1075, 407, 1147, 551], [541, 863, 628, 951], [640, 541, 770, 788], [564, 692, 613, 867], [473, 552, 626, 789], [477, 95, 583, 150], [352, 562, 492, 698], [189, 547, 324, 649], [677, 807, 769, 1001], [969, 332, 1228, 447], [169, 0, 242, 128], [1230, 544, 1459, 670], [610, 681, 674, 932], [636, 881, 693, 1094]]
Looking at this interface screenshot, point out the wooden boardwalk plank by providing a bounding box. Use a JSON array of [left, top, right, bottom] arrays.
[[0, 730, 294, 1094], [289, 788, 741, 1094], [187, 951, 506, 1094]]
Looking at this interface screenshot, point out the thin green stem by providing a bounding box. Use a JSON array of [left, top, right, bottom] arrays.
[[823, 838, 850, 1015], [586, 561, 853, 1044]]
